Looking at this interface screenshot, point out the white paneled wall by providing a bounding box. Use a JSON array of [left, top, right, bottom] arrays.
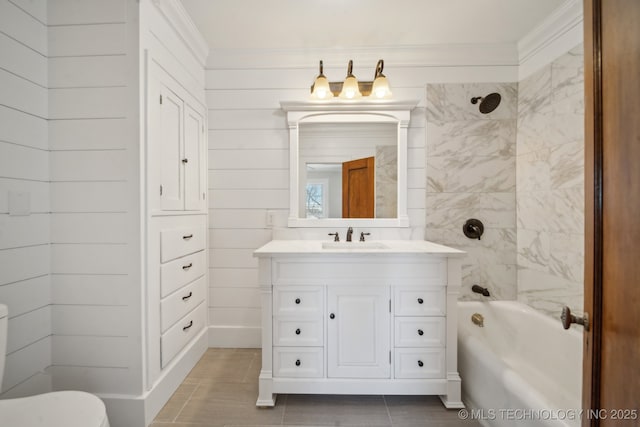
[[0, 0, 51, 398], [206, 52, 519, 346], [47, 0, 142, 394]]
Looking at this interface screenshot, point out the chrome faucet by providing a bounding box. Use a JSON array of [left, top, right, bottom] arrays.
[[346, 227, 354, 242]]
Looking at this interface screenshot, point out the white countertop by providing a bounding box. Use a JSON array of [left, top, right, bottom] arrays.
[[253, 239, 465, 257]]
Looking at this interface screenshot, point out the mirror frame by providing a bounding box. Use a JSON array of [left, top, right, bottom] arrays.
[[281, 100, 418, 228]]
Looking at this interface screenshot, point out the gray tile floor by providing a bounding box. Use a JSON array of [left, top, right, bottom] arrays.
[[151, 348, 481, 427]]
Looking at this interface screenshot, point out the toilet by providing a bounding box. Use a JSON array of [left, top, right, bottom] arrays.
[[0, 304, 110, 427]]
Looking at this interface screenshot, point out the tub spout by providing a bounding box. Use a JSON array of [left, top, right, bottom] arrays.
[[472, 284, 491, 297], [471, 313, 484, 327]]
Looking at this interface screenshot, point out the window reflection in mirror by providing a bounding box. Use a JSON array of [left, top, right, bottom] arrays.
[[299, 122, 397, 219]]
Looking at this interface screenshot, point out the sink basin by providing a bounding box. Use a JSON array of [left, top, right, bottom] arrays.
[[321, 241, 389, 250]]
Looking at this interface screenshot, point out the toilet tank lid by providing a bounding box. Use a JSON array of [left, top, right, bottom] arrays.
[[0, 304, 7, 319]]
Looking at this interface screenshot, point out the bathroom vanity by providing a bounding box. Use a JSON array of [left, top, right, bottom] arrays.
[[254, 240, 465, 408]]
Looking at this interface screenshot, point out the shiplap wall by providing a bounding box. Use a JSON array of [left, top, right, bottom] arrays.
[[205, 52, 519, 346], [47, 0, 142, 395], [0, 0, 51, 398]]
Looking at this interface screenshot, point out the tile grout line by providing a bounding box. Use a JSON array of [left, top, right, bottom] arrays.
[[172, 380, 202, 423], [382, 395, 394, 427]]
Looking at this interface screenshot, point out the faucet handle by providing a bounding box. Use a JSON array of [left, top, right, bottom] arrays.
[[359, 232, 370, 242], [328, 232, 339, 242]]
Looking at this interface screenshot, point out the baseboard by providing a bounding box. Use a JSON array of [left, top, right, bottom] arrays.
[[208, 325, 261, 348], [99, 330, 208, 427]]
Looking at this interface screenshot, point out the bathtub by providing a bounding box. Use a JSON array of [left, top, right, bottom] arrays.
[[458, 301, 583, 427]]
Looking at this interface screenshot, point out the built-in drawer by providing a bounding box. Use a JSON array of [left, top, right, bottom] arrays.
[[160, 276, 206, 333], [273, 318, 323, 347], [160, 226, 206, 263], [273, 286, 323, 317], [161, 301, 206, 368], [394, 317, 445, 347], [273, 347, 324, 378], [394, 286, 446, 316], [160, 250, 205, 298], [394, 348, 445, 379]]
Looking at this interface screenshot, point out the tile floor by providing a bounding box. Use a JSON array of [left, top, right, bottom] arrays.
[[151, 348, 481, 427]]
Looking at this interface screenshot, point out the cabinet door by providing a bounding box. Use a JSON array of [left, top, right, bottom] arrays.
[[183, 103, 204, 211], [159, 87, 184, 211], [327, 286, 390, 378]]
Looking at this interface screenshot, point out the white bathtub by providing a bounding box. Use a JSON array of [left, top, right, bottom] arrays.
[[458, 301, 583, 427]]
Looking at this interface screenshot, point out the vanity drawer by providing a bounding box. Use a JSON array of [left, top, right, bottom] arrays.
[[273, 347, 324, 378], [160, 250, 205, 298], [161, 301, 206, 368], [394, 317, 445, 347], [160, 276, 206, 333], [273, 318, 323, 347], [160, 226, 206, 263], [394, 348, 445, 379], [273, 286, 323, 317], [394, 287, 445, 316]]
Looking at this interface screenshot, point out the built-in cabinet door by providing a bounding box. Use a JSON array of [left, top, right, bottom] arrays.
[[159, 87, 184, 211], [327, 286, 391, 378], [183, 104, 204, 211]]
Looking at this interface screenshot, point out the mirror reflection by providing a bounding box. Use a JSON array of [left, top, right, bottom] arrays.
[[299, 122, 397, 219]]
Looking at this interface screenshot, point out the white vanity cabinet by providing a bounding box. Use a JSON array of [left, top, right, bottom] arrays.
[[254, 240, 465, 409]]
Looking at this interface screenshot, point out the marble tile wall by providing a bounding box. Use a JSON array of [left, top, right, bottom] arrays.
[[426, 83, 518, 301], [516, 45, 585, 318], [376, 145, 398, 218]]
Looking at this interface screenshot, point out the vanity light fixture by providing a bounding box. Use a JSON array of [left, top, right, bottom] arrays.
[[310, 59, 392, 99]]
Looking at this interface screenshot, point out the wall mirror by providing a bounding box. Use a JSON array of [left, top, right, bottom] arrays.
[[282, 100, 417, 228]]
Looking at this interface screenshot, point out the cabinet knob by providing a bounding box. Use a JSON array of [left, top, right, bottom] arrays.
[[295, 298, 301, 304], [418, 360, 424, 367], [417, 329, 424, 336], [295, 359, 301, 367], [329, 313, 335, 319], [182, 158, 189, 163], [417, 298, 424, 304], [295, 328, 301, 335]]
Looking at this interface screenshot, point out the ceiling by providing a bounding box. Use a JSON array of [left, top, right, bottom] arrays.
[[181, 0, 567, 51]]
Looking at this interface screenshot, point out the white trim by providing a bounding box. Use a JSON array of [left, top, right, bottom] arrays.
[[150, 0, 209, 66], [100, 331, 207, 427], [208, 326, 262, 348], [207, 43, 518, 69], [517, 0, 584, 80]]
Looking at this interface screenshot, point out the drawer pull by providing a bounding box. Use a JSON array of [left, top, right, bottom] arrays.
[[295, 328, 301, 335], [182, 234, 193, 240], [182, 320, 193, 331], [417, 329, 424, 336], [417, 298, 424, 304], [295, 359, 301, 367], [182, 158, 189, 164], [182, 263, 193, 270], [295, 298, 301, 304], [418, 360, 424, 367], [329, 313, 335, 319], [182, 291, 193, 301]]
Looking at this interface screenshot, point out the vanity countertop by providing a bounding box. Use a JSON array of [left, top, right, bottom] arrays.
[[254, 239, 465, 257]]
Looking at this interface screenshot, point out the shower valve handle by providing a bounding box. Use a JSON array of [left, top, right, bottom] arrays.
[[560, 306, 589, 331]]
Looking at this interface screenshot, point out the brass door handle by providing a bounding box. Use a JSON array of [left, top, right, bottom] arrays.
[[561, 306, 589, 331]]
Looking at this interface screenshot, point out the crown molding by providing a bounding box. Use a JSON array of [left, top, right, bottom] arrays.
[[206, 43, 518, 70], [151, 0, 209, 66], [517, 0, 583, 78]]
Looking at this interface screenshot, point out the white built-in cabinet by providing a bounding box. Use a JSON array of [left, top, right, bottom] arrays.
[[255, 245, 465, 409], [157, 77, 206, 212], [145, 54, 208, 385]]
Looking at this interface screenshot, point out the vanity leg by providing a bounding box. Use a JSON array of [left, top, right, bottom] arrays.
[[256, 371, 276, 407]]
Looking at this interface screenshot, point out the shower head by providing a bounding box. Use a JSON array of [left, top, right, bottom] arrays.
[[470, 92, 502, 114]]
